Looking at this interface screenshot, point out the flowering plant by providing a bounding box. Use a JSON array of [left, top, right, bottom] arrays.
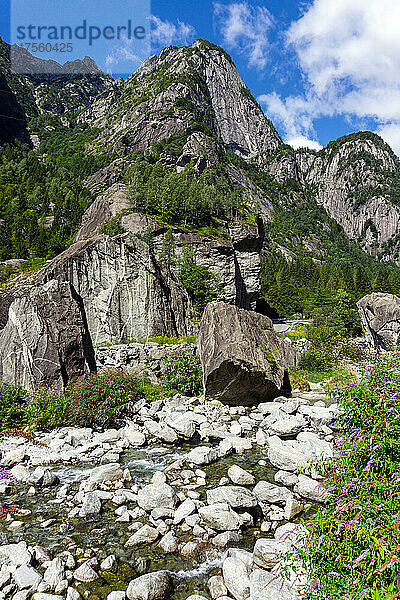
[[291, 355, 400, 600]]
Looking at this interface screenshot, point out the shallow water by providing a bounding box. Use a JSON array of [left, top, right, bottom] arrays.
[[0, 443, 281, 598]]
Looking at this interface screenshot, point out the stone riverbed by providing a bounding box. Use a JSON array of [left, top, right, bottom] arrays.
[[0, 387, 338, 600]]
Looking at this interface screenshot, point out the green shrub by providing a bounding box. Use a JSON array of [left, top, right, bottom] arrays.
[[25, 389, 66, 430], [176, 248, 221, 315], [290, 354, 400, 599], [26, 370, 152, 430], [299, 347, 334, 371], [99, 216, 125, 237], [63, 370, 148, 428], [161, 349, 203, 396], [0, 382, 28, 428]]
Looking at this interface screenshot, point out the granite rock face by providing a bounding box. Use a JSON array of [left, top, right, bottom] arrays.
[[198, 302, 297, 405], [74, 183, 131, 242], [0, 279, 96, 393], [357, 293, 400, 350], [81, 40, 281, 160], [297, 134, 400, 263], [76, 209, 264, 311], [40, 233, 195, 347]]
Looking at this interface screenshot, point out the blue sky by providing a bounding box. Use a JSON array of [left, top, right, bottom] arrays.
[[2, 0, 400, 154]]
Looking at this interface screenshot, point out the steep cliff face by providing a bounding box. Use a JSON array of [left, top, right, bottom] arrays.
[[297, 133, 400, 262], [80, 39, 281, 160], [38, 233, 195, 346], [0, 279, 96, 393]]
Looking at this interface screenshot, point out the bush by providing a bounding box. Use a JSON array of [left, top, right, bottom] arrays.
[[26, 370, 152, 430], [288, 368, 311, 391], [291, 354, 400, 600], [162, 349, 203, 396], [299, 347, 334, 372], [0, 382, 28, 428], [25, 389, 66, 430], [176, 248, 220, 315]]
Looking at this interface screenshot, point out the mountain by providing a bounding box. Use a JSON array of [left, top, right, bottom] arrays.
[[1, 37, 400, 298]]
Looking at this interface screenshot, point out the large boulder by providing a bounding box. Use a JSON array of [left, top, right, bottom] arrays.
[[198, 302, 296, 405], [357, 293, 400, 350], [0, 279, 96, 393]]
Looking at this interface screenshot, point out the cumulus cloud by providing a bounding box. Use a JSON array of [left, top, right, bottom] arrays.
[[265, 0, 400, 154], [285, 136, 323, 151], [214, 2, 274, 70], [150, 16, 195, 48]]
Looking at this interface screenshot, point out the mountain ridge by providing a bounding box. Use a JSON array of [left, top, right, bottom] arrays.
[[1, 36, 400, 274]]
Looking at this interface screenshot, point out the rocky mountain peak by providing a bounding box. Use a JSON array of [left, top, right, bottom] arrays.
[[82, 39, 282, 160]]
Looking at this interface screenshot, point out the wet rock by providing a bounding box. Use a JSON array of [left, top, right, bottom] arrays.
[[126, 570, 171, 600], [137, 483, 178, 511], [222, 549, 253, 600], [88, 463, 123, 484], [100, 555, 117, 571], [79, 492, 102, 517], [73, 561, 99, 583], [158, 532, 179, 553], [198, 302, 295, 405], [227, 465, 255, 486], [208, 575, 228, 599], [206, 486, 257, 509], [30, 468, 60, 487], [125, 525, 159, 547]]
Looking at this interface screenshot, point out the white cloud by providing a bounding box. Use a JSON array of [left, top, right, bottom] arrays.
[[104, 36, 144, 73], [214, 2, 274, 70], [150, 16, 195, 48], [265, 0, 400, 154], [285, 136, 323, 151]]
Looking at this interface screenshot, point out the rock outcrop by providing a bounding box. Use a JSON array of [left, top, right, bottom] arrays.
[[76, 204, 265, 310], [39, 233, 195, 347], [198, 302, 296, 405], [0, 279, 96, 393], [0, 233, 195, 390], [81, 39, 281, 160], [297, 133, 400, 262], [357, 293, 400, 350]]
